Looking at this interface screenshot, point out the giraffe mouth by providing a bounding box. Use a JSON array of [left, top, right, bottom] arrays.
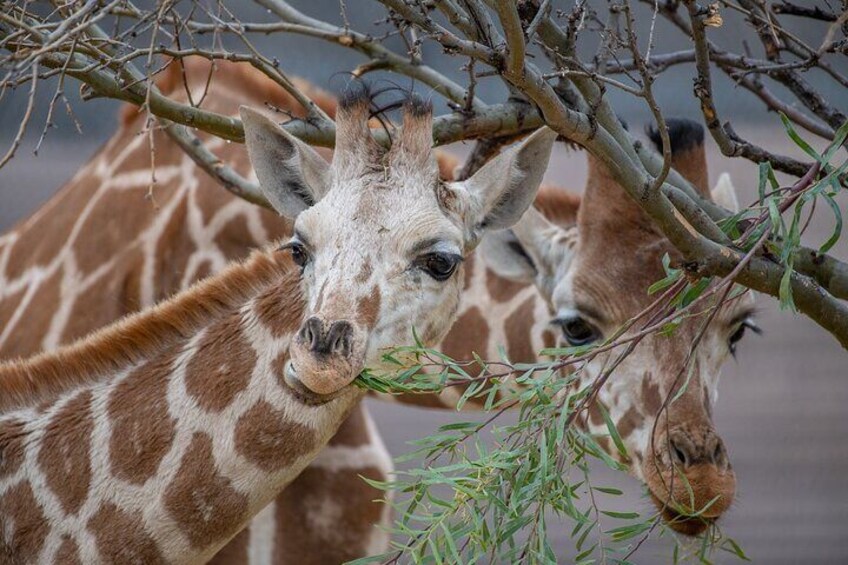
[[648, 492, 716, 536], [282, 360, 346, 406]]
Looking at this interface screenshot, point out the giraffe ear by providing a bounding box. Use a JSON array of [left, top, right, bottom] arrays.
[[460, 127, 557, 237], [480, 206, 575, 298], [240, 106, 331, 218], [710, 172, 740, 213]]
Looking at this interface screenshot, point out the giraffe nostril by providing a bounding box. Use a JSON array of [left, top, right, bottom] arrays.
[[712, 440, 728, 470], [299, 317, 323, 351], [327, 321, 354, 358], [671, 443, 688, 467]]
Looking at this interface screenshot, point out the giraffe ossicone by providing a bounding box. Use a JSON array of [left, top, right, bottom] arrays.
[[0, 92, 557, 563]]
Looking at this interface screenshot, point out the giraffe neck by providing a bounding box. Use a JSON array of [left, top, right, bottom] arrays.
[[0, 249, 364, 564]]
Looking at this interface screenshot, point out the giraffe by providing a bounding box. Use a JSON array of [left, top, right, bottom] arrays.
[[475, 119, 753, 535], [0, 59, 455, 563], [0, 57, 754, 558], [0, 89, 557, 563]]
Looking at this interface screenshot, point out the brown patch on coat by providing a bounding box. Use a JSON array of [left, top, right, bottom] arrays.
[[505, 296, 536, 363], [3, 180, 98, 281], [152, 196, 196, 303], [486, 269, 529, 303], [440, 307, 490, 372], [671, 146, 709, 196], [109, 354, 177, 484], [88, 502, 166, 564], [55, 536, 82, 565], [0, 269, 61, 359], [355, 261, 373, 284], [61, 247, 145, 345], [641, 376, 662, 416], [533, 187, 581, 228], [234, 400, 316, 472], [273, 465, 387, 565], [38, 390, 94, 515], [253, 273, 305, 338], [164, 432, 249, 550], [206, 526, 250, 565], [0, 482, 48, 562], [214, 215, 257, 262], [587, 398, 607, 427], [0, 419, 25, 479], [0, 251, 295, 413], [356, 286, 381, 330], [328, 404, 370, 447], [617, 406, 644, 439], [542, 329, 556, 349], [184, 317, 257, 412], [74, 186, 165, 276], [192, 260, 214, 283], [0, 288, 26, 347]]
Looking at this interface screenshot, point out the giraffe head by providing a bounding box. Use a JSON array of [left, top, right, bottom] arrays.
[[482, 120, 755, 534], [241, 91, 556, 402]]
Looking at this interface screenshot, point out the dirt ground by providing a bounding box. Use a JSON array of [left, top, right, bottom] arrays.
[[1, 126, 846, 563]]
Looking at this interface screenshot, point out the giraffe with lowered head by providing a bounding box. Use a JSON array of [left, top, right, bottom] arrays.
[[0, 90, 557, 563]]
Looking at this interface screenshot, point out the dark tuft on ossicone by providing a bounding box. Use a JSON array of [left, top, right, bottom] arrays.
[[404, 94, 432, 117], [339, 82, 372, 111], [646, 118, 704, 155]]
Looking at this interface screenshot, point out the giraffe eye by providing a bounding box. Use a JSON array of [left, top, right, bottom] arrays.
[[555, 316, 599, 346], [419, 252, 461, 281], [729, 319, 760, 356], [282, 241, 310, 269]]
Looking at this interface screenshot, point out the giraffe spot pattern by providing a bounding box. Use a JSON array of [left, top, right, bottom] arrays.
[[152, 195, 197, 303], [205, 527, 250, 565], [214, 215, 257, 263], [88, 502, 166, 564], [74, 186, 164, 276], [485, 268, 529, 303], [641, 375, 662, 416], [505, 296, 537, 363], [108, 355, 177, 484], [253, 275, 304, 338], [440, 307, 489, 374], [0, 482, 48, 562], [1, 268, 61, 359], [273, 465, 387, 565], [356, 286, 381, 330], [184, 317, 256, 412], [37, 390, 94, 516], [0, 419, 25, 479], [55, 535, 82, 565], [61, 247, 145, 344], [163, 432, 249, 550], [234, 400, 317, 472]]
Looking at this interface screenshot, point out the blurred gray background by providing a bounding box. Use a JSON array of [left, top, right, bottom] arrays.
[[1, 1, 847, 563]]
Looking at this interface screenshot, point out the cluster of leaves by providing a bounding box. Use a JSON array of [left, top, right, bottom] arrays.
[[354, 342, 747, 564]]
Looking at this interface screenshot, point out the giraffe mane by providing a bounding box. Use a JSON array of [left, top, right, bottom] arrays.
[[0, 249, 295, 412]]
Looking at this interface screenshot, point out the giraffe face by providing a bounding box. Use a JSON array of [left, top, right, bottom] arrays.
[[242, 95, 556, 401], [482, 122, 755, 534]]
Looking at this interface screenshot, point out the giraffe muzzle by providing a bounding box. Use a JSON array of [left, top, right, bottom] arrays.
[[287, 316, 364, 396]]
